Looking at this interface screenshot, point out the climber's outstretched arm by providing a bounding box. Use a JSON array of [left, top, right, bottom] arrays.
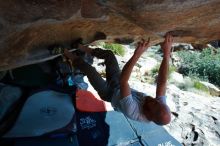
[[156, 34, 173, 97], [120, 38, 150, 98]]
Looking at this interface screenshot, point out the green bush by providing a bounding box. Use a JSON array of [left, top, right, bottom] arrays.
[[177, 48, 220, 87], [193, 80, 209, 93], [177, 77, 209, 94], [102, 43, 125, 57], [169, 65, 177, 75]]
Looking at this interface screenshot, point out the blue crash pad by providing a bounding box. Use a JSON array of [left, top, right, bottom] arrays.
[[14, 136, 79, 146], [1, 110, 181, 146], [1, 111, 138, 146], [127, 118, 182, 146], [76, 110, 137, 146], [77, 110, 181, 146]]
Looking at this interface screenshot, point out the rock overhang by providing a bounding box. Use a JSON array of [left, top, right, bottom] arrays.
[[0, 0, 220, 71]]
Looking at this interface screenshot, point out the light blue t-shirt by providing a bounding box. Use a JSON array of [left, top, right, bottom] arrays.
[[111, 88, 167, 122]]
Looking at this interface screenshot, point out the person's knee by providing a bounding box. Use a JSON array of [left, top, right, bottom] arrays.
[[105, 50, 117, 61], [92, 48, 116, 60], [102, 50, 114, 57]]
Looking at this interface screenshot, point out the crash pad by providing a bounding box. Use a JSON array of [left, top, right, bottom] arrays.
[[127, 118, 182, 146], [1, 89, 181, 146], [76, 90, 107, 112], [4, 91, 75, 137]]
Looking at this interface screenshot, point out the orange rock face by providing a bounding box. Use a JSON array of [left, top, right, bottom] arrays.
[[0, 0, 220, 70]]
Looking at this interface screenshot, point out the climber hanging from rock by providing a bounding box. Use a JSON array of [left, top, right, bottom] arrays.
[[64, 33, 173, 125]]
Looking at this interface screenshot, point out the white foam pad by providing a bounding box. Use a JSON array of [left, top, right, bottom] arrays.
[[4, 90, 75, 137]]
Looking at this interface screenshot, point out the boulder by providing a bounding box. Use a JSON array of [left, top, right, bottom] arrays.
[[171, 52, 182, 67], [199, 81, 220, 97], [172, 43, 194, 52], [165, 85, 220, 146], [0, 0, 220, 70], [191, 43, 210, 51], [209, 40, 220, 48], [169, 72, 184, 85]]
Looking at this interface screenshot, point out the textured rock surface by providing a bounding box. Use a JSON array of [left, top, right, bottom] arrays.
[[0, 0, 220, 70]]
